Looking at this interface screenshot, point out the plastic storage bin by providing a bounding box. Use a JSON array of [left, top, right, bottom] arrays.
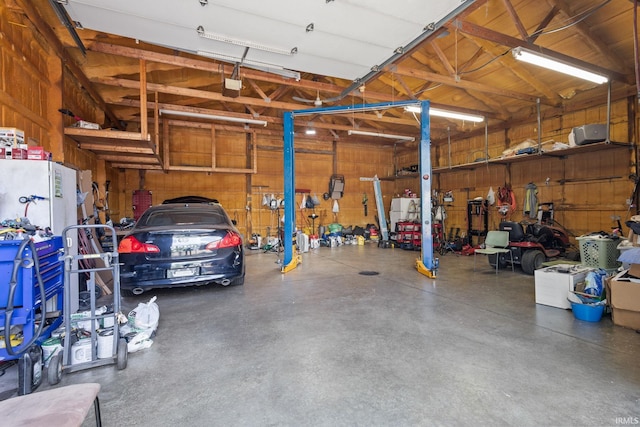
[[570, 302, 605, 322], [576, 236, 621, 269]]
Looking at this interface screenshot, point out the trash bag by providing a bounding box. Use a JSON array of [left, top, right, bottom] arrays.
[[129, 296, 159, 332], [583, 269, 607, 297]]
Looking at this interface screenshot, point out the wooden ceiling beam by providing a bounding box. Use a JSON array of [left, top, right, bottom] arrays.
[[459, 33, 562, 104], [98, 77, 431, 129], [429, 40, 457, 77], [88, 42, 406, 104], [389, 64, 548, 105], [88, 42, 340, 93], [548, 0, 630, 75], [450, 19, 629, 83], [501, 0, 530, 40], [528, 6, 559, 43]]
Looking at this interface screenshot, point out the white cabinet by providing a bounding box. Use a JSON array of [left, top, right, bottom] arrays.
[[534, 264, 593, 309], [389, 197, 420, 232]]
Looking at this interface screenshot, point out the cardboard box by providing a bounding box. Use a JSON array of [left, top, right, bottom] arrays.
[[0, 127, 25, 147], [629, 263, 640, 279], [608, 270, 640, 330], [27, 146, 50, 160], [9, 148, 27, 159], [534, 264, 592, 309]]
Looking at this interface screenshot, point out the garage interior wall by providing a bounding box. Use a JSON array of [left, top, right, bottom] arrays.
[[1, 1, 638, 241]]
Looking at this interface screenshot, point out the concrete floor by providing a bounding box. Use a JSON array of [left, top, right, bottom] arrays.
[[3, 243, 640, 426]]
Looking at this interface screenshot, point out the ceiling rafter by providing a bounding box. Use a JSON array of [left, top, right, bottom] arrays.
[[501, 0, 530, 40], [429, 40, 457, 77], [528, 6, 560, 43], [449, 18, 629, 83], [388, 64, 548, 107], [548, 0, 630, 75], [459, 32, 562, 104]]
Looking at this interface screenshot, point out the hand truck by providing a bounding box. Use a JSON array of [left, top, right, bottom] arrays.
[[48, 224, 127, 385]]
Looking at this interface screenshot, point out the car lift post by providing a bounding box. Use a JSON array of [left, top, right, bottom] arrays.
[[415, 100, 438, 278]]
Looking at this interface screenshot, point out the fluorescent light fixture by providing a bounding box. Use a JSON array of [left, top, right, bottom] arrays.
[[305, 129, 316, 135], [159, 109, 267, 126], [348, 130, 415, 142], [512, 47, 608, 84], [404, 106, 484, 123], [196, 50, 301, 81], [197, 26, 296, 56]]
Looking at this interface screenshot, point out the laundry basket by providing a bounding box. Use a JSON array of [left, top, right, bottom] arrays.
[[576, 235, 621, 269]]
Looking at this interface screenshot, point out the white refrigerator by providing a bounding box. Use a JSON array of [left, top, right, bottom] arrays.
[[0, 159, 78, 311]]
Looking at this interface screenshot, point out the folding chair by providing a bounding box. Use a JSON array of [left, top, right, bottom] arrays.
[[473, 230, 514, 274]]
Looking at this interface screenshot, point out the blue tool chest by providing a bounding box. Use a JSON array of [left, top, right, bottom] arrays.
[[0, 237, 64, 361]]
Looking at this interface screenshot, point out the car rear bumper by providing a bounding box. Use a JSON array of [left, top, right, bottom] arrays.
[[120, 249, 244, 290]]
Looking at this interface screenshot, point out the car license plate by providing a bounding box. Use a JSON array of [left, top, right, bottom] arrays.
[[167, 267, 198, 278]]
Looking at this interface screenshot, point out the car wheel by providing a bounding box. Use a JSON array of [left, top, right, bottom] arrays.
[[521, 250, 545, 275]]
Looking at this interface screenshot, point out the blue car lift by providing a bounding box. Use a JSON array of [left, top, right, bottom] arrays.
[[282, 100, 437, 278]]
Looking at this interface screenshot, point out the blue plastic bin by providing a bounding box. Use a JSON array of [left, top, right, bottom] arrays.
[[571, 302, 605, 322]]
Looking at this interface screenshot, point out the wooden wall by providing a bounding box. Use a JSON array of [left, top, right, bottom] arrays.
[[117, 126, 396, 238], [395, 98, 637, 244]]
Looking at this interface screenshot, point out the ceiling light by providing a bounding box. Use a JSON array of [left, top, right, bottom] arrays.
[[196, 50, 301, 81], [512, 47, 608, 84], [159, 109, 267, 126], [404, 106, 484, 123], [305, 129, 316, 135], [197, 26, 296, 56], [347, 130, 415, 142]]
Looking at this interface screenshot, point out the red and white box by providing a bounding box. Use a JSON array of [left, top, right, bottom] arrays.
[[27, 146, 50, 160]]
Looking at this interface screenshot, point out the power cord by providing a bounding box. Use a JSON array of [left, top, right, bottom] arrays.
[[3, 239, 47, 356]]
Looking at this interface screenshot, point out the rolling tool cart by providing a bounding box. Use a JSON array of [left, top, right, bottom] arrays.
[[48, 224, 127, 385], [1, 237, 64, 394]]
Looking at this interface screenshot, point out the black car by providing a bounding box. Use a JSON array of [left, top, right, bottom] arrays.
[[118, 202, 244, 294]]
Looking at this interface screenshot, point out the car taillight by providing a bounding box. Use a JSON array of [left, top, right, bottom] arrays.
[[118, 236, 160, 254], [205, 231, 242, 250]]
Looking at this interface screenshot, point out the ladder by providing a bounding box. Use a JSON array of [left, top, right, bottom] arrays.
[[360, 176, 389, 241]]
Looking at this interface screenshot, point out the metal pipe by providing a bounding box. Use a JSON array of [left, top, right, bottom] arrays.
[[537, 98, 542, 153]]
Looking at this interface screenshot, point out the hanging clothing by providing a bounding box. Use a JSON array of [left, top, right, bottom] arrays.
[[523, 183, 538, 219], [497, 184, 517, 216]]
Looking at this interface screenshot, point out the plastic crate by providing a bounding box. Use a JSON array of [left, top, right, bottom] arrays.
[[576, 236, 621, 269]]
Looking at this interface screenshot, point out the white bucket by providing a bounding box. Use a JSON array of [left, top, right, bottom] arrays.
[[71, 339, 93, 365], [97, 329, 115, 359], [102, 314, 115, 329], [41, 337, 62, 368]]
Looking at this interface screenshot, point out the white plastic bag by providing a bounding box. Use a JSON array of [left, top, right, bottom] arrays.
[[129, 296, 159, 332], [487, 187, 496, 205]]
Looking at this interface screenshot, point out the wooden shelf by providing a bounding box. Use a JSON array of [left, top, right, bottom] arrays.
[[381, 172, 419, 181], [432, 141, 632, 173], [64, 127, 162, 169]]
